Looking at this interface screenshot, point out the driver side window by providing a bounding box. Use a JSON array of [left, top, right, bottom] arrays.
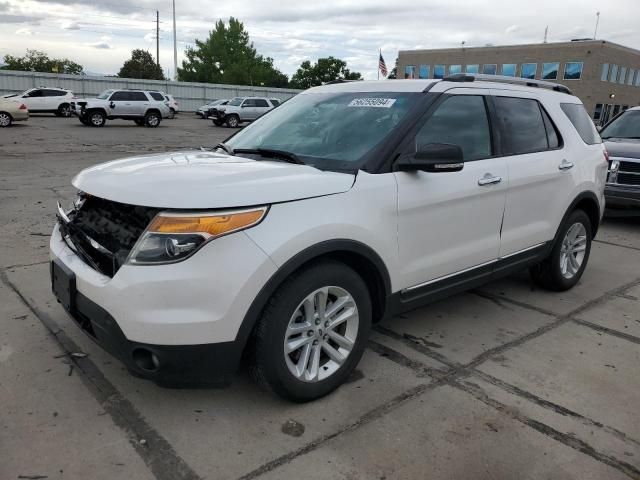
[[415, 95, 492, 161]]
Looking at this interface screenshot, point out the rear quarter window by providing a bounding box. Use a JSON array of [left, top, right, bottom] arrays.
[[560, 103, 602, 145], [149, 92, 164, 101]]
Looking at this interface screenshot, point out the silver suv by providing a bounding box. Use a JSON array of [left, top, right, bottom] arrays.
[[72, 89, 171, 127], [211, 96, 280, 127]]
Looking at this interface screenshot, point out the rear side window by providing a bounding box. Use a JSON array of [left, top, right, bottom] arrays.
[[149, 92, 164, 101], [560, 103, 602, 145], [541, 107, 561, 149], [494, 97, 548, 155], [129, 91, 148, 101], [254, 99, 269, 107], [270, 99, 280, 107], [416, 95, 492, 161]]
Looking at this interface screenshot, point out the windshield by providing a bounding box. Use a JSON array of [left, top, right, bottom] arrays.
[[97, 90, 114, 100], [228, 97, 244, 106], [226, 91, 419, 171], [601, 110, 640, 139]]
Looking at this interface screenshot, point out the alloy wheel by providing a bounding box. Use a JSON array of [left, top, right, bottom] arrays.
[[283, 286, 359, 383], [147, 115, 159, 126], [560, 222, 587, 279], [90, 113, 104, 126], [0, 113, 11, 127]]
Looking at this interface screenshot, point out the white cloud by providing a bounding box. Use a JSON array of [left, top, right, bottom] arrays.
[[15, 27, 33, 35], [505, 24, 519, 35], [88, 41, 112, 49], [61, 19, 79, 30]]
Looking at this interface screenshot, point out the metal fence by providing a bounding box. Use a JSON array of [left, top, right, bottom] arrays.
[[0, 70, 301, 111]]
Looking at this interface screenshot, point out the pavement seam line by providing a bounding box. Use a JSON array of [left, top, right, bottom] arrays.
[[368, 337, 640, 478], [0, 270, 203, 480], [571, 318, 640, 345], [594, 239, 640, 252]]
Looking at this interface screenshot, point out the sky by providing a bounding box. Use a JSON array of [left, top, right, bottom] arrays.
[[1, 0, 639, 80]]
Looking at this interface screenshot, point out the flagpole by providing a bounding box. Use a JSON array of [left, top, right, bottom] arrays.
[[377, 49, 380, 80]]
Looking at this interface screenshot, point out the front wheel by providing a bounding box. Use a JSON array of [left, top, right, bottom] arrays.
[[88, 110, 106, 127], [530, 209, 592, 291], [58, 104, 72, 117], [0, 111, 12, 127], [145, 111, 161, 127], [226, 114, 240, 128], [250, 261, 371, 402]]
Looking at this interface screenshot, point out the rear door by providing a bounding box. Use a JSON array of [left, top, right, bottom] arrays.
[[128, 91, 150, 116], [253, 98, 271, 118], [491, 91, 576, 256], [396, 88, 507, 290]]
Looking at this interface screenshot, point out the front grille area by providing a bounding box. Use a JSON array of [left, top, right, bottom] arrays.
[[61, 196, 160, 277], [619, 161, 640, 174], [617, 173, 640, 186]]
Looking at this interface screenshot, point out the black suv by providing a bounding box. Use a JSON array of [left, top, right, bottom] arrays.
[[601, 107, 640, 213]]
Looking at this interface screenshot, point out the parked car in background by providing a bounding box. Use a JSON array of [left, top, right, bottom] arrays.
[[601, 106, 640, 212], [51, 76, 605, 402], [0, 97, 29, 127], [6, 87, 74, 117], [196, 99, 228, 118], [211, 97, 280, 127], [71, 89, 171, 127], [164, 94, 179, 116]]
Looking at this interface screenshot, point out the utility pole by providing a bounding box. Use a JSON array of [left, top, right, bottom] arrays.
[[543, 25, 548, 43], [172, 0, 177, 81], [156, 10, 160, 68], [593, 11, 600, 40]]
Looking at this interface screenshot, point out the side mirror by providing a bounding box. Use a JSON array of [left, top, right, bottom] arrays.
[[109, 102, 115, 108], [396, 143, 464, 173]]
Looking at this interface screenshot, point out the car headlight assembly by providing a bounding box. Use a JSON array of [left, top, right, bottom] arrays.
[[127, 207, 267, 265]]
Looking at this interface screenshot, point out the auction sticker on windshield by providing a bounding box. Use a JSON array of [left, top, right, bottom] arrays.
[[348, 98, 397, 108]]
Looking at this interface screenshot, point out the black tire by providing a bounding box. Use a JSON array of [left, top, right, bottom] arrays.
[[213, 120, 224, 127], [58, 103, 72, 117], [87, 110, 106, 127], [145, 111, 161, 128], [79, 116, 89, 126], [226, 114, 240, 128], [0, 111, 12, 127], [530, 209, 592, 291], [250, 261, 372, 402], [169, 107, 176, 118], [134, 119, 145, 126]]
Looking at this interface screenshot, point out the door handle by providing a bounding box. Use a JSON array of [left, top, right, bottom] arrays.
[[478, 174, 502, 186], [558, 159, 574, 170]]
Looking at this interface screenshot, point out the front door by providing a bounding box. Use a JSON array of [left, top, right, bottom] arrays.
[[396, 89, 507, 291]]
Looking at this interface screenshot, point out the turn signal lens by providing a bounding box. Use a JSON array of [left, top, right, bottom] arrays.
[[19, 104, 27, 110], [148, 208, 267, 238]]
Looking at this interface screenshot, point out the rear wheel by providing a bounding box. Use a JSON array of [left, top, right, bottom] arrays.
[[250, 261, 371, 402], [145, 111, 161, 127], [226, 114, 240, 128], [88, 110, 106, 127], [58, 103, 72, 117], [530, 209, 592, 291], [0, 111, 12, 127]]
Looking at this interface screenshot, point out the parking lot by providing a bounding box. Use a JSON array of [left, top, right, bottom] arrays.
[[1, 114, 639, 480]]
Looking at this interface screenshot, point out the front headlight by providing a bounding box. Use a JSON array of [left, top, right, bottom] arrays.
[[127, 207, 267, 265]]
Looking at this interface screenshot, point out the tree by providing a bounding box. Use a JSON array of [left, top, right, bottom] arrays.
[[118, 49, 164, 80], [178, 17, 288, 88], [387, 57, 398, 79], [1, 49, 83, 74], [289, 57, 362, 89]]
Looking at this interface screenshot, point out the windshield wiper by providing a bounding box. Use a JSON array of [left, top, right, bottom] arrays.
[[233, 148, 305, 165], [215, 142, 234, 155]]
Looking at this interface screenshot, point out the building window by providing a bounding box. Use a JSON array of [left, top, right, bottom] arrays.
[[622, 105, 629, 111], [542, 62, 559, 80], [418, 64, 430, 79], [601, 63, 609, 81], [563, 62, 583, 80], [609, 64, 619, 82], [465, 64, 479, 74], [404, 65, 416, 79], [612, 105, 621, 117], [502, 64, 517, 77], [448, 65, 462, 75], [521, 63, 537, 79], [627, 69, 635, 86], [636, 70, 640, 86], [482, 64, 497, 75], [619, 66, 627, 84], [433, 64, 445, 79], [593, 104, 603, 122]]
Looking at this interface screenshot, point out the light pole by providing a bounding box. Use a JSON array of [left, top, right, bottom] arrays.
[[172, 0, 177, 81], [593, 11, 600, 40]]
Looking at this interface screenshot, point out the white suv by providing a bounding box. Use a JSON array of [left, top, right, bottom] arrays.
[[50, 75, 607, 401], [72, 89, 171, 127], [9, 87, 75, 116], [211, 96, 280, 127]]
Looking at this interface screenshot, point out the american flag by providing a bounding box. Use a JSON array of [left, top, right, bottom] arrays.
[[378, 51, 388, 77]]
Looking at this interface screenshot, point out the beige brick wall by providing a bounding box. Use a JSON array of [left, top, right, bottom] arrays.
[[398, 40, 640, 122]]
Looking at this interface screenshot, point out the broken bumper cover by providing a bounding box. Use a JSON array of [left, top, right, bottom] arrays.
[[49, 223, 277, 387]]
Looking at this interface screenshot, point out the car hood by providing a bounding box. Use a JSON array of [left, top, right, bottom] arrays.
[[604, 138, 640, 160], [72, 150, 355, 209]]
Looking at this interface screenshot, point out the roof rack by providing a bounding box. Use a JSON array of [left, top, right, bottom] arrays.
[[324, 79, 362, 85], [442, 73, 573, 95]]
